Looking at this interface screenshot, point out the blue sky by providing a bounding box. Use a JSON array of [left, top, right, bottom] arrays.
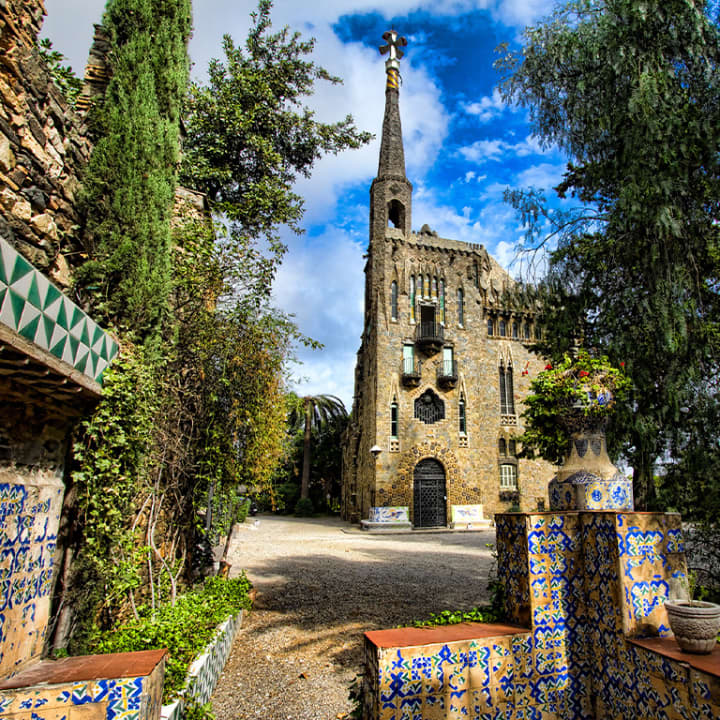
[[43, 0, 564, 409]]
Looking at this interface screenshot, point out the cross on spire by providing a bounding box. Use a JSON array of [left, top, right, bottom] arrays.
[[379, 30, 407, 62]]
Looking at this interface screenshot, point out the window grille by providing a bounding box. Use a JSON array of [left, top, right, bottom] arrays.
[[499, 362, 516, 416], [391, 399, 398, 438], [457, 288, 464, 326], [459, 393, 466, 434], [414, 389, 445, 424], [391, 281, 398, 320]]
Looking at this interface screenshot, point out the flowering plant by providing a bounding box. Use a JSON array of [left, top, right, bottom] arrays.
[[518, 351, 630, 464]]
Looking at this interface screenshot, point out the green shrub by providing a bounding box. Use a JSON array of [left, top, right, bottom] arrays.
[[236, 499, 251, 524], [89, 575, 252, 702], [294, 497, 314, 517], [412, 606, 500, 628]]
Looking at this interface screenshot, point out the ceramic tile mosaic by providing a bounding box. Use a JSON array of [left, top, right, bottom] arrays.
[[548, 477, 633, 512], [0, 238, 118, 385], [365, 510, 718, 719], [0, 659, 165, 720], [449, 505, 488, 527], [368, 507, 410, 523], [0, 477, 64, 678]]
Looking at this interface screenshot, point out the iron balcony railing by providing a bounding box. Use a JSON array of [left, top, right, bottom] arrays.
[[415, 321, 444, 350], [401, 357, 422, 385], [437, 359, 458, 387]]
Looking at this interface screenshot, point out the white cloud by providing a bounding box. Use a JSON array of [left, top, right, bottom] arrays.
[[515, 162, 565, 190], [462, 88, 506, 124], [458, 134, 553, 164]]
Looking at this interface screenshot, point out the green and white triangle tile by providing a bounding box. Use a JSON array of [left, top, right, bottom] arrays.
[[9, 265, 33, 300], [0, 240, 20, 286], [62, 334, 78, 366], [18, 303, 41, 337], [95, 357, 108, 382], [90, 322, 104, 353], [43, 294, 62, 323], [80, 319, 91, 347], [43, 283, 62, 312], [19, 312, 41, 343], [48, 323, 67, 354], [49, 335, 66, 360], [31, 272, 51, 310], [75, 350, 90, 376], [108, 338, 119, 360], [68, 305, 85, 337], [0, 288, 25, 330], [0, 287, 5, 312], [38, 314, 56, 349], [9, 252, 33, 286]]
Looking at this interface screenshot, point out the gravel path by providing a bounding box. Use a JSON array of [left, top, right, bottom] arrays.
[[211, 515, 496, 720]]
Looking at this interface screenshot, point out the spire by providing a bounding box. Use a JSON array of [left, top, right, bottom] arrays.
[[377, 30, 408, 179]]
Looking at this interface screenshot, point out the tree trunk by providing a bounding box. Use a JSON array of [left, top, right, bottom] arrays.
[[301, 399, 312, 500]]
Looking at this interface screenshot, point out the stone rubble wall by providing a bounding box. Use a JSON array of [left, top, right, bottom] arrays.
[[0, 0, 91, 289]]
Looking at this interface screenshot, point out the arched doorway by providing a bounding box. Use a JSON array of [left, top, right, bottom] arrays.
[[413, 458, 447, 528]]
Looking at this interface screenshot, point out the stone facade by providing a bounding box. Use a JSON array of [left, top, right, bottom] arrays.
[[342, 34, 554, 526], [0, 0, 92, 289]]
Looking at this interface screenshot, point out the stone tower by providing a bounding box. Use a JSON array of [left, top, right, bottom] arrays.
[[341, 32, 554, 527]]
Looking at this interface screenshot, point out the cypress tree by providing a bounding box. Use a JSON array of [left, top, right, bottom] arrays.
[[78, 0, 192, 340]]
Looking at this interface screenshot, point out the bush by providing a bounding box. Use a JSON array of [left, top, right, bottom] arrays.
[[236, 499, 251, 524], [89, 575, 252, 702], [294, 497, 314, 517]]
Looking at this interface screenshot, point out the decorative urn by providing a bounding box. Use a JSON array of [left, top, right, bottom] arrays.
[[664, 600, 720, 654]]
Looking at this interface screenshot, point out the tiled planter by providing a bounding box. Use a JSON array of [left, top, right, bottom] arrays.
[[160, 610, 243, 720]]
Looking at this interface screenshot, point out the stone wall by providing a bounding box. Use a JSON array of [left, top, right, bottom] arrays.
[[0, 0, 91, 289], [344, 224, 555, 524]]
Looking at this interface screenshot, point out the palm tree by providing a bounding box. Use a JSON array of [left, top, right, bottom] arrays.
[[288, 394, 348, 501]]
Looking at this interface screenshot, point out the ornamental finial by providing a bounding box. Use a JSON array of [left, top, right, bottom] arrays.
[[379, 30, 407, 90]]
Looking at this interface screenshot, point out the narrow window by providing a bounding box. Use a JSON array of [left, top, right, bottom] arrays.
[[499, 319, 506, 337], [500, 464, 518, 490], [391, 397, 399, 438], [500, 362, 516, 416], [442, 346, 454, 377], [410, 275, 416, 322], [426, 275, 431, 298], [459, 392, 466, 434], [457, 288, 464, 326], [403, 344, 415, 375], [418, 275, 424, 299], [498, 437, 507, 456], [391, 281, 398, 321], [524, 323, 530, 340], [487, 318, 494, 336], [439, 280, 445, 323], [512, 321, 519, 339], [508, 438, 517, 456], [432, 276, 438, 298]]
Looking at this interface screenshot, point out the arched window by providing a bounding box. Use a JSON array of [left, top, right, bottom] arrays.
[[499, 319, 506, 337], [439, 280, 445, 323], [498, 437, 507, 455], [499, 361, 515, 416], [388, 199, 405, 228], [457, 288, 464, 326], [391, 281, 398, 320], [414, 389, 445, 424], [459, 392, 466, 434], [524, 323, 531, 340], [410, 275, 416, 322], [508, 438, 517, 456], [426, 275, 431, 298], [418, 275, 424, 299], [391, 397, 399, 438], [487, 318, 494, 336], [512, 321, 519, 339], [432, 276, 438, 298]]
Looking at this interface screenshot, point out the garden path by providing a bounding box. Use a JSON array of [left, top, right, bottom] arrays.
[[211, 514, 495, 720]]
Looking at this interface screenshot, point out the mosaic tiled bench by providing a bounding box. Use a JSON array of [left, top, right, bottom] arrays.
[[160, 611, 244, 720], [0, 649, 166, 720], [363, 621, 531, 720], [449, 504, 491, 530], [361, 506, 412, 531]]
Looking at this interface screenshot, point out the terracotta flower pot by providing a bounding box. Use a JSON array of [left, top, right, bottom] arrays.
[[665, 600, 720, 654]]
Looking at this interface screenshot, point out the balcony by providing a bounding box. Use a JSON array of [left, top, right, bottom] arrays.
[[401, 358, 421, 387], [415, 321, 444, 354], [437, 359, 458, 389]]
